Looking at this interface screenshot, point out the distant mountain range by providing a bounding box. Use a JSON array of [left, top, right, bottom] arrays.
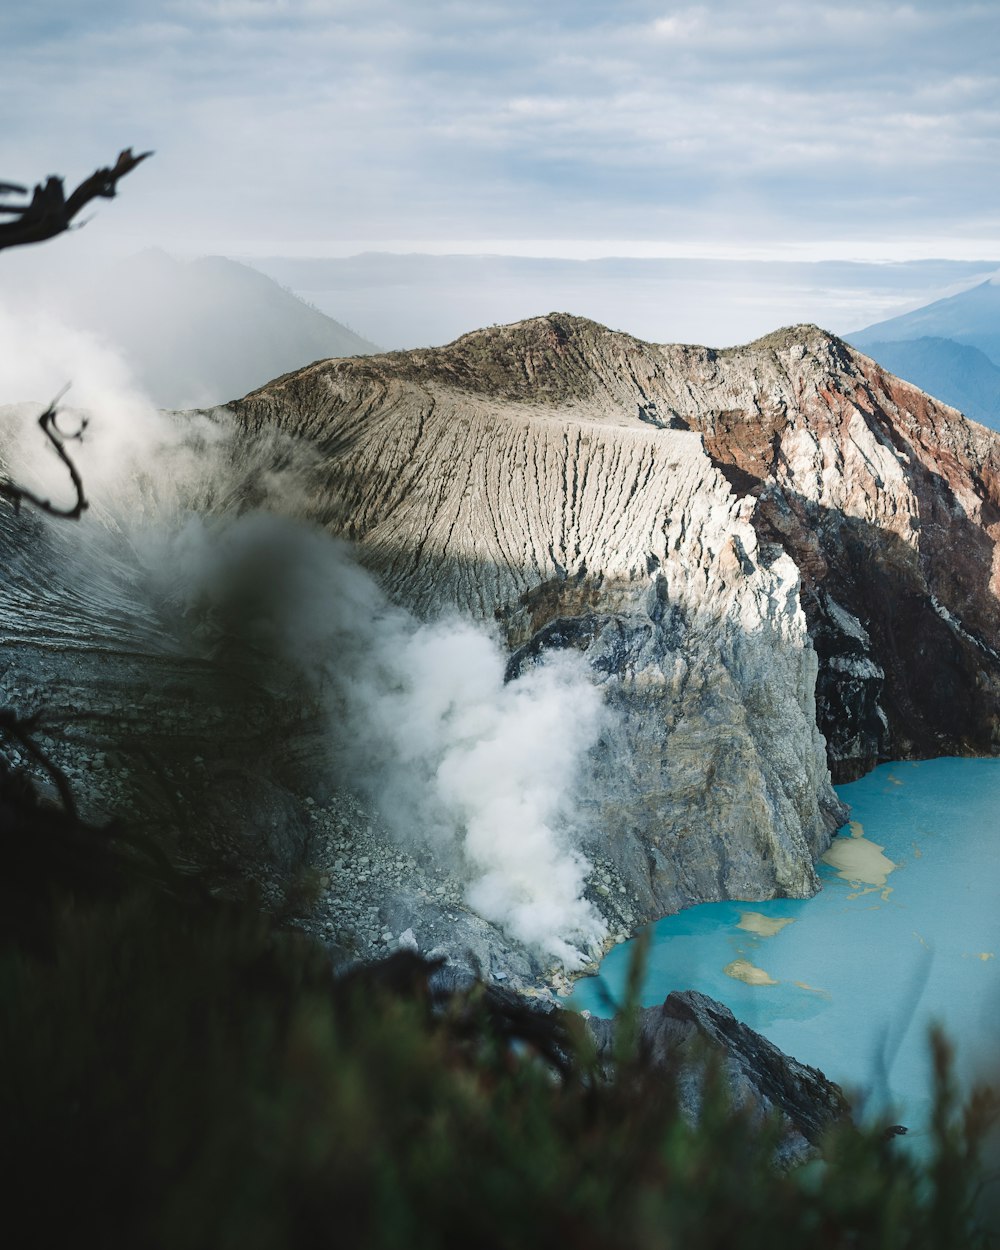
[[849, 277, 1000, 429], [249, 253, 997, 358], [243, 250, 1000, 429], [58, 251, 379, 409], [16, 243, 998, 422]]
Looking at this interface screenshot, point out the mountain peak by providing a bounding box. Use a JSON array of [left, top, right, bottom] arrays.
[[742, 323, 841, 352], [850, 275, 1000, 359], [242, 315, 895, 425], [231, 305, 1000, 884]]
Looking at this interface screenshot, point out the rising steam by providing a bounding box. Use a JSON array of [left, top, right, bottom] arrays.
[[0, 296, 609, 968], [166, 512, 609, 968]]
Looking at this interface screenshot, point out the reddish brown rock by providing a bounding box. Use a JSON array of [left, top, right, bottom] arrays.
[[669, 327, 1000, 779]]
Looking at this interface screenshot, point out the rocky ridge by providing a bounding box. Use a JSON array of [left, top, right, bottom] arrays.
[[6, 313, 1000, 990], [235, 321, 857, 930], [585, 989, 851, 1165], [13, 315, 986, 1145], [236, 314, 1000, 786]]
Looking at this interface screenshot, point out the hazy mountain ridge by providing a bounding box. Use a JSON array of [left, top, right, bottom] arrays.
[[849, 277, 1000, 427], [851, 276, 1000, 361], [19, 250, 379, 410], [249, 252, 999, 354]]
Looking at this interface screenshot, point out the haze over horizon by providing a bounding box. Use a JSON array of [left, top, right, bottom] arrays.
[[6, 2, 999, 254], [4, 2, 999, 363]]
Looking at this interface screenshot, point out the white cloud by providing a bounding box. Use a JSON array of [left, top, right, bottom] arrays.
[[5, 0, 1000, 253], [650, 9, 706, 40]]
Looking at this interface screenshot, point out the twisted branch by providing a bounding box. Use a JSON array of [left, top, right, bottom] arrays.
[[0, 148, 152, 252], [0, 386, 88, 519]]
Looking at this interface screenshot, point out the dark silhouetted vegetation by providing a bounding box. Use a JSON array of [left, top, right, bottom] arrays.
[[1, 780, 997, 1250]]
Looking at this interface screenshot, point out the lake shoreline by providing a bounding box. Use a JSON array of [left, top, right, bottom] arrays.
[[571, 758, 1000, 1140]]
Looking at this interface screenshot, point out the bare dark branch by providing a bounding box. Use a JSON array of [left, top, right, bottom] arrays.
[[0, 387, 89, 520], [0, 148, 152, 253]]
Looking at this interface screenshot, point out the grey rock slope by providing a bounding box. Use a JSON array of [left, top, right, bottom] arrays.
[[0, 410, 573, 989], [8, 313, 999, 987], [233, 318, 847, 922], [0, 495, 566, 988], [235, 311, 1000, 796]]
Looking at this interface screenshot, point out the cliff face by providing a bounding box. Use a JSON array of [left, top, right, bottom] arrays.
[[0, 494, 320, 881], [236, 315, 1000, 787], [232, 321, 853, 921], [0, 462, 561, 985], [657, 327, 1000, 780], [585, 989, 851, 1166], [7, 312, 995, 976]]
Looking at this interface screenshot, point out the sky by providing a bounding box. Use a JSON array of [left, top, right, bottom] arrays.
[[4, 1, 1000, 262]]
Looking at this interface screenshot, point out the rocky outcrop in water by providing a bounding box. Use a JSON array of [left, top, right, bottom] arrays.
[[585, 988, 851, 1165]]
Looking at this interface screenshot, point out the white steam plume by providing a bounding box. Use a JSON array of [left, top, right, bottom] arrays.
[[0, 298, 166, 489], [0, 305, 609, 969], [163, 513, 609, 970]]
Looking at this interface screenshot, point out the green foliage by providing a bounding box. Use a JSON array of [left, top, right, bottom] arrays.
[[1, 876, 997, 1250]]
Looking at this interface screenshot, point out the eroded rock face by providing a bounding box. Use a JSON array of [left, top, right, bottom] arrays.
[[0, 497, 320, 879], [8, 313, 995, 975], [655, 327, 1000, 780], [233, 321, 847, 921], [236, 314, 1000, 789], [0, 491, 574, 989]]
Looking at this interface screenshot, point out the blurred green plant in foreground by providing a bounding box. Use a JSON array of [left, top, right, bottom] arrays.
[[0, 806, 997, 1250]]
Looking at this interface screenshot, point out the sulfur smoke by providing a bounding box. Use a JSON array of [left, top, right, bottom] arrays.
[[0, 297, 609, 969], [165, 512, 608, 968]]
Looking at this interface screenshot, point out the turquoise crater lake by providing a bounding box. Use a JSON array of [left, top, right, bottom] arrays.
[[571, 759, 1000, 1139]]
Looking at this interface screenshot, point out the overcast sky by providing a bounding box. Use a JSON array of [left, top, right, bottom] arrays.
[[4, 1, 1000, 260]]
